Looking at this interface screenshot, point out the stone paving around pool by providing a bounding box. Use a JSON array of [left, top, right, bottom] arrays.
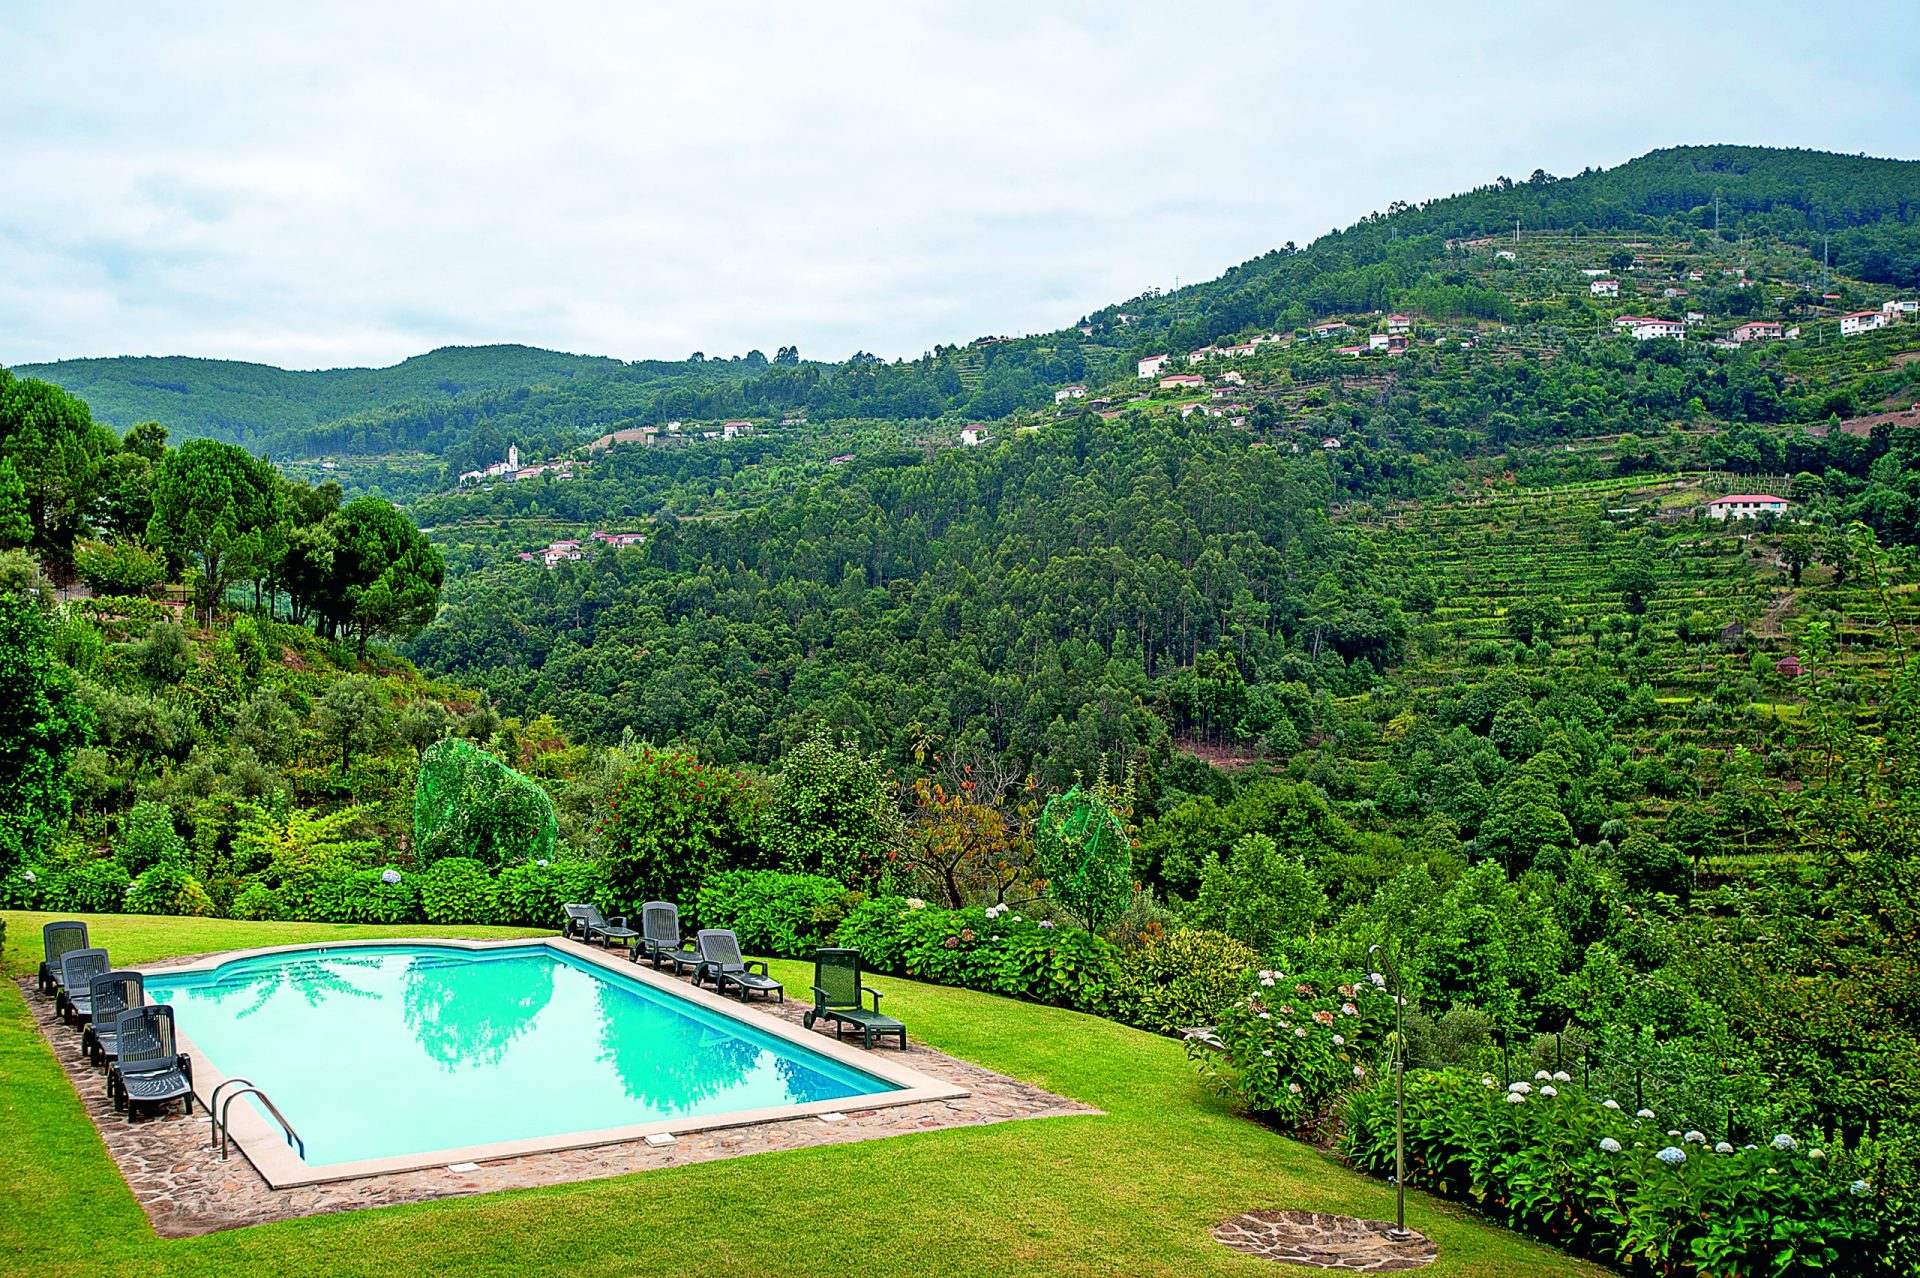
[[20, 952, 1099, 1237]]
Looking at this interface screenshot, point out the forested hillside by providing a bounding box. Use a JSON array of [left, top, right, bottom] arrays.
[[22, 145, 1919, 473]]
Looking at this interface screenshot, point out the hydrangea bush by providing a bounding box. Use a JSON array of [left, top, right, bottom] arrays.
[[1342, 1068, 1890, 1275], [1186, 967, 1393, 1127]]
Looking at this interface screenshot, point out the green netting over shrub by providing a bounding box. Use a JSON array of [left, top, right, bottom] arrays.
[[1032, 785, 1133, 933], [412, 737, 558, 869]]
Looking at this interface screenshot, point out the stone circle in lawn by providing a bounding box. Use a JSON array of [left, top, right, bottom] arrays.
[[1211, 1209, 1437, 1271]]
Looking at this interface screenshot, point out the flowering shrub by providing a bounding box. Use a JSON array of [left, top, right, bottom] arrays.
[[1187, 968, 1391, 1128], [1116, 928, 1261, 1033], [47, 857, 132, 913], [696, 869, 862, 957], [601, 746, 766, 908], [1342, 1068, 1890, 1275], [834, 897, 1125, 1015]]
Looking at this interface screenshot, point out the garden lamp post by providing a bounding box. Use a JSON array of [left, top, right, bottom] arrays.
[[1367, 941, 1410, 1241]]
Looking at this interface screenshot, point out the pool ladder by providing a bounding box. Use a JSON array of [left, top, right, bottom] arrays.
[[209, 1078, 306, 1161]]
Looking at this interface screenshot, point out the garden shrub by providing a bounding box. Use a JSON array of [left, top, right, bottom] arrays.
[[1187, 968, 1391, 1128], [413, 737, 558, 869], [419, 856, 496, 924], [1118, 928, 1261, 1033], [50, 857, 131, 912], [601, 745, 766, 909], [492, 857, 603, 928], [115, 800, 188, 874], [1342, 1068, 1891, 1275], [695, 869, 861, 957], [764, 728, 900, 890], [125, 862, 216, 916], [834, 896, 1125, 1015], [342, 868, 420, 924], [229, 881, 283, 920]]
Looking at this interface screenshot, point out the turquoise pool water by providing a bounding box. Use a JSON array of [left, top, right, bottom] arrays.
[[143, 943, 897, 1167]]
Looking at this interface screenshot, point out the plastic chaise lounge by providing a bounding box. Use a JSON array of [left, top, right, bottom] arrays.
[[38, 920, 89, 996], [636, 901, 702, 974], [566, 904, 639, 952], [108, 1005, 194, 1120], [805, 948, 906, 1049], [693, 929, 784, 1003], [57, 948, 112, 1027], [81, 972, 146, 1067]]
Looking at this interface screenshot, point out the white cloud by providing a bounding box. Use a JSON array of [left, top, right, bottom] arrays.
[[1, 1, 1915, 369]]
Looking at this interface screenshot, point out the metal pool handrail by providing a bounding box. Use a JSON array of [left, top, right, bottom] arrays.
[[212, 1080, 306, 1160]]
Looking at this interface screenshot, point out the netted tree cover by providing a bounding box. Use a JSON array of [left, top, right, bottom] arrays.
[[1032, 785, 1133, 934], [412, 737, 558, 869]]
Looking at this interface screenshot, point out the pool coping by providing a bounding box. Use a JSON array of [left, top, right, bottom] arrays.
[[136, 936, 970, 1189]]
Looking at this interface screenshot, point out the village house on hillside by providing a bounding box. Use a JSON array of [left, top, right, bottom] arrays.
[[1884, 299, 1919, 316], [1311, 320, 1352, 339], [1703, 494, 1791, 521], [1840, 310, 1888, 337], [1386, 314, 1412, 334], [1590, 279, 1620, 298], [1732, 321, 1782, 344], [1221, 341, 1259, 358], [1054, 384, 1087, 403], [1137, 354, 1170, 378], [1188, 347, 1216, 365], [1159, 373, 1205, 390], [1613, 316, 1685, 342]]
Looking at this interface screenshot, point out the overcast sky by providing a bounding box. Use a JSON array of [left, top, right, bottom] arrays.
[[3, 3, 1917, 371]]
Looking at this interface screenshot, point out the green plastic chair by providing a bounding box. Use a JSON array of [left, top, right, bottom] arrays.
[[805, 949, 905, 1049]]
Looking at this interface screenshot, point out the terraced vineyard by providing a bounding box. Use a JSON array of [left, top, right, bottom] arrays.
[[1353, 473, 1919, 869]]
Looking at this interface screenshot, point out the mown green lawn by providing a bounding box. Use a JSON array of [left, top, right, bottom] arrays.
[[1, 912, 1599, 1277]]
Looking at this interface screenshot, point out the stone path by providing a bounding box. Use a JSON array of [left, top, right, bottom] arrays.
[[20, 963, 1096, 1237], [1212, 1210, 1438, 1271]]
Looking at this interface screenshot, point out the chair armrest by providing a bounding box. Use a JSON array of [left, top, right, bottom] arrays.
[[179, 1054, 193, 1084], [746, 961, 769, 977], [609, 917, 628, 930], [862, 988, 884, 1012]]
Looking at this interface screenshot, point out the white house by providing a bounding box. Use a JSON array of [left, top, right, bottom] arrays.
[[1222, 342, 1259, 358], [1704, 494, 1791, 521], [960, 428, 986, 447], [1368, 333, 1391, 351], [1840, 311, 1888, 337], [1580, 268, 1610, 278], [1731, 321, 1783, 344], [1495, 249, 1517, 261], [1215, 370, 1245, 385], [1188, 347, 1217, 365], [1159, 373, 1205, 390], [1590, 279, 1620, 298], [1138, 354, 1170, 378], [1883, 299, 1919, 316], [1055, 385, 1087, 403], [1311, 320, 1352, 339], [1386, 314, 1412, 335], [1629, 317, 1686, 343]]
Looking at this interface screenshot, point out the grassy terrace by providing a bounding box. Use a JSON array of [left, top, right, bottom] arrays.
[[0, 912, 1598, 1278]]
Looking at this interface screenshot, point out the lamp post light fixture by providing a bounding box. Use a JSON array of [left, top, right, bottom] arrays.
[[1367, 940, 1410, 1241]]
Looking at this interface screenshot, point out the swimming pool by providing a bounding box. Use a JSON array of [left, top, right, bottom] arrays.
[[141, 939, 961, 1185]]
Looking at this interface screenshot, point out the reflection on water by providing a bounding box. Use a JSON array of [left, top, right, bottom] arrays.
[[193, 955, 384, 1020], [403, 954, 555, 1069], [592, 977, 761, 1108]]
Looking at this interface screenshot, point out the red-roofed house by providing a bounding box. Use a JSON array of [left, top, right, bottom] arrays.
[[1055, 384, 1087, 403], [1386, 314, 1412, 334], [1312, 320, 1352, 339], [1840, 311, 1888, 337], [1731, 321, 1782, 344], [1138, 354, 1170, 378], [1223, 342, 1259, 358], [1704, 494, 1791, 521], [1160, 373, 1206, 390], [1590, 279, 1620, 297], [1188, 346, 1217, 365]]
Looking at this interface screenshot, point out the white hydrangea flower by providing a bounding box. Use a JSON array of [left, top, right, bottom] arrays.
[[1534, 1070, 1551, 1081], [1540, 1086, 1557, 1098], [1684, 1131, 1705, 1143], [1552, 1071, 1571, 1083], [1851, 1179, 1872, 1197], [1288, 1082, 1301, 1095], [1602, 1099, 1621, 1110], [1332, 1035, 1345, 1047], [1508, 1082, 1532, 1095], [1259, 977, 1275, 987], [1598, 1137, 1622, 1154], [1259, 1012, 1271, 1020], [1770, 1133, 1799, 1152], [1261, 1049, 1273, 1058], [1809, 1149, 1825, 1160], [1655, 1146, 1687, 1166], [1506, 1092, 1526, 1104], [1715, 1142, 1735, 1155], [1368, 972, 1386, 988], [1294, 1027, 1307, 1038], [1482, 1076, 1496, 1088], [1636, 1109, 1656, 1120]]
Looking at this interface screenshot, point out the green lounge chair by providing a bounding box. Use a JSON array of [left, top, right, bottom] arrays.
[[81, 972, 146, 1067], [57, 948, 111, 1027], [693, 929, 784, 1002], [38, 920, 89, 995], [108, 1005, 194, 1120], [805, 948, 906, 1049], [636, 901, 701, 973], [566, 904, 639, 952]]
